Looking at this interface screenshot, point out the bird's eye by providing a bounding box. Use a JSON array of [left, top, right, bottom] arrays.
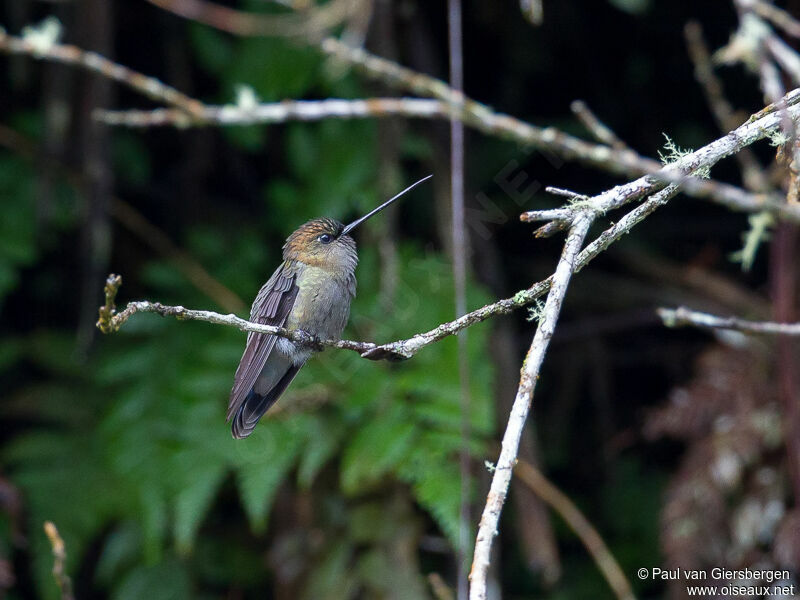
[[318, 233, 333, 244]]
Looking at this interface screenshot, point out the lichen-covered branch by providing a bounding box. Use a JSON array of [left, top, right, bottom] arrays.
[[97, 276, 365, 353], [522, 89, 800, 225], [96, 274, 122, 334], [97, 92, 794, 223], [6, 6, 787, 222], [140, 0, 779, 215], [95, 97, 447, 127], [684, 21, 770, 193], [91, 181, 696, 363], [658, 305, 800, 336], [469, 213, 594, 600]]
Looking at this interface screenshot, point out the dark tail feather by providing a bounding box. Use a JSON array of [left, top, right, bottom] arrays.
[[230, 364, 302, 439]]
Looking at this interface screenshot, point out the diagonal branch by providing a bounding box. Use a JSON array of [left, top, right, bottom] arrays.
[[658, 305, 800, 336], [6, 6, 791, 220], [522, 89, 800, 225], [89, 182, 718, 362], [146, 0, 364, 38], [0, 28, 204, 117], [97, 93, 798, 222], [514, 459, 635, 600], [469, 213, 594, 600], [142, 0, 784, 213]]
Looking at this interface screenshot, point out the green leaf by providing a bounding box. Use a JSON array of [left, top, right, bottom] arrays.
[[139, 487, 168, 564], [297, 414, 345, 488], [405, 462, 462, 548], [112, 559, 192, 600], [173, 463, 226, 554], [234, 423, 303, 532], [340, 405, 416, 494], [95, 522, 143, 586]]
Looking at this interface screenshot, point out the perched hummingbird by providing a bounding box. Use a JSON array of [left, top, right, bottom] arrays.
[[227, 175, 432, 438]]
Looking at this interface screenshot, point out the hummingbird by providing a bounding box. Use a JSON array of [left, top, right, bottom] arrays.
[[227, 175, 432, 438]]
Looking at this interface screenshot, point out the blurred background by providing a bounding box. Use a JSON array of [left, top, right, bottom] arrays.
[[1, 0, 799, 598]]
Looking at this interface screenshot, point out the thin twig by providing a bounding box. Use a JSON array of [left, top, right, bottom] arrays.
[[522, 90, 800, 225], [0, 28, 204, 117], [319, 36, 664, 178], [93, 95, 800, 373], [97, 94, 797, 221], [146, 0, 364, 38], [50, 0, 788, 214], [574, 185, 679, 269], [0, 124, 245, 312], [91, 182, 658, 360], [428, 573, 456, 600], [658, 305, 800, 336], [43, 522, 74, 600], [95, 97, 444, 126], [514, 459, 636, 600], [570, 100, 630, 151], [447, 0, 472, 596], [743, 0, 800, 38], [87, 182, 727, 363], [145, 0, 776, 200], [684, 21, 770, 192], [469, 214, 594, 600]]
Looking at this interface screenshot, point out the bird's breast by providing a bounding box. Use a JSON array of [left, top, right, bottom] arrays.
[[285, 266, 355, 341]]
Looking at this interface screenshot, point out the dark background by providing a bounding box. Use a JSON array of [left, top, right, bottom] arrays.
[[1, 0, 797, 598]]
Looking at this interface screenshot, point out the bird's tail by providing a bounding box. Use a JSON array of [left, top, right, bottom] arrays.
[[230, 364, 301, 439]]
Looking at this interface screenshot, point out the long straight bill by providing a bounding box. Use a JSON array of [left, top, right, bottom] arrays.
[[341, 174, 433, 236]]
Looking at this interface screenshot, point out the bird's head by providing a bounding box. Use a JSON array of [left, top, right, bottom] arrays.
[[282, 174, 432, 273], [283, 218, 357, 274]]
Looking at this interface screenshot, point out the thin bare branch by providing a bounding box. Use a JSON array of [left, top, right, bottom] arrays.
[[570, 100, 630, 151], [140, 0, 727, 185], [446, 0, 472, 595], [658, 305, 800, 336], [88, 181, 733, 364], [514, 459, 636, 600], [0, 124, 245, 313], [684, 21, 770, 192], [0, 28, 204, 117], [522, 90, 800, 224], [97, 93, 796, 221], [469, 213, 594, 600], [743, 0, 800, 38], [319, 36, 663, 177], [95, 97, 445, 127], [37, 0, 782, 216], [146, 0, 365, 38]]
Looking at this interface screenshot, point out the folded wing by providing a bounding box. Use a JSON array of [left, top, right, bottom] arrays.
[[226, 262, 299, 435]]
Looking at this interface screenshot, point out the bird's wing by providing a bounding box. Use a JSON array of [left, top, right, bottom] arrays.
[[226, 261, 299, 421]]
